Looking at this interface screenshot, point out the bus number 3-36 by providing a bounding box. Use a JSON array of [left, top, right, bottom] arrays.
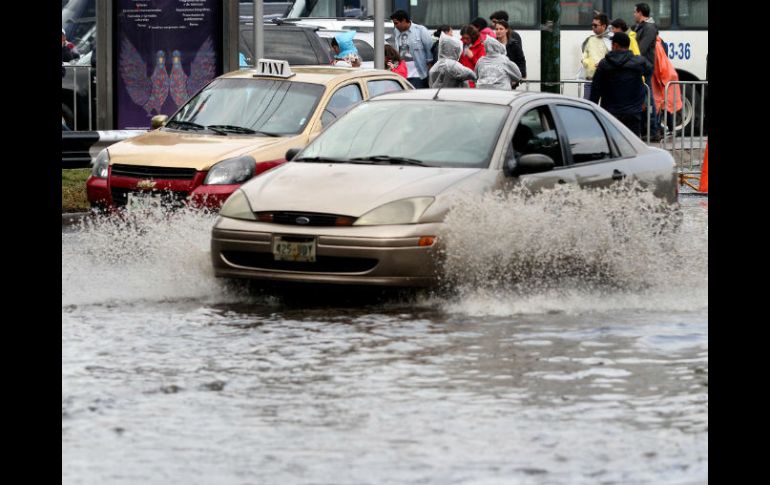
[[667, 42, 691, 60]]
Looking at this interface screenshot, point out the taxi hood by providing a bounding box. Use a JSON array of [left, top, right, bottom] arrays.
[[107, 129, 295, 171], [239, 161, 483, 216]]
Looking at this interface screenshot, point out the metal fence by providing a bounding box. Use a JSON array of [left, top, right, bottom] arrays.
[[660, 80, 708, 174], [62, 64, 94, 131]]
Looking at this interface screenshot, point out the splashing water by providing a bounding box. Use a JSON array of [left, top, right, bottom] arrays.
[[438, 184, 707, 315], [62, 186, 707, 315], [61, 207, 241, 307]]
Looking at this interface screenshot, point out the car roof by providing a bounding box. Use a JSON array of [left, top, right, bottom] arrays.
[[219, 66, 399, 85], [369, 88, 598, 107]]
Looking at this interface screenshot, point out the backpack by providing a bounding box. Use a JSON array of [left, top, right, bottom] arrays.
[[652, 36, 682, 113]]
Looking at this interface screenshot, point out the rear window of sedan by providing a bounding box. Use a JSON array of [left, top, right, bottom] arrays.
[[301, 100, 510, 168]]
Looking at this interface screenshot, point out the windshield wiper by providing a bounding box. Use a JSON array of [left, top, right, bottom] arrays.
[[166, 120, 206, 131], [349, 155, 430, 166], [254, 130, 282, 137], [294, 156, 354, 163], [206, 124, 257, 135]]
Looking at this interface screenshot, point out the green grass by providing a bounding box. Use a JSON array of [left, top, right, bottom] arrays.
[[62, 169, 91, 213]]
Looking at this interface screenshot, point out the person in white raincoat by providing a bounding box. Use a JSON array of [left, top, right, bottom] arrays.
[[474, 36, 522, 90], [428, 33, 477, 88]]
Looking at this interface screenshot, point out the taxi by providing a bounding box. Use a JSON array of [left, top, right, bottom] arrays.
[[86, 59, 412, 210]]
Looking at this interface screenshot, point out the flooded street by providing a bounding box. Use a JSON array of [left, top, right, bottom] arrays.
[[62, 189, 707, 484]]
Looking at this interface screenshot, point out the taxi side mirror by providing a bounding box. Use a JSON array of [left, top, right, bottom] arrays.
[[151, 115, 168, 129], [506, 153, 555, 177], [285, 148, 301, 160]]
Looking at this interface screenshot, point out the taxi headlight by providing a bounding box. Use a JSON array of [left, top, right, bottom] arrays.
[[219, 189, 256, 220], [354, 197, 435, 226], [204, 156, 256, 185], [91, 149, 109, 179]]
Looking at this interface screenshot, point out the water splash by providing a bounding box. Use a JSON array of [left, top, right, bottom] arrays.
[[62, 207, 243, 306], [438, 184, 707, 315], [62, 186, 707, 315]]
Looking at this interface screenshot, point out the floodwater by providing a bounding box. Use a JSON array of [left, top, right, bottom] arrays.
[[62, 186, 708, 484]]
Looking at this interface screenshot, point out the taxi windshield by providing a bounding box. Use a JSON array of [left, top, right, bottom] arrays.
[[299, 100, 510, 168], [168, 78, 325, 135]]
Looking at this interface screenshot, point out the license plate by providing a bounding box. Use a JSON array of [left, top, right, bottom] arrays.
[[272, 236, 316, 262], [126, 192, 162, 212]]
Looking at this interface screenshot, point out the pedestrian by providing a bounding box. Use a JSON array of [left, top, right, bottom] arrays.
[[470, 17, 496, 40], [610, 18, 640, 56], [578, 13, 612, 100], [385, 44, 408, 78], [475, 36, 521, 90], [589, 32, 652, 137], [62, 28, 80, 78], [390, 9, 434, 88], [428, 33, 476, 88], [632, 2, 663, 141], [492, 19, 527, 79], [429, 25, 452, 70], [330, 31, 361, 67], [459, 24, 486, 88]]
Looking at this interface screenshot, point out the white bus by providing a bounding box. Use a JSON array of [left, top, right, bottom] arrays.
[[289, 0, 707, 131]]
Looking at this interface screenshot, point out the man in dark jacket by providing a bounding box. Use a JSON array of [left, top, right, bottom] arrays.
[[589, 32, 652, 137], [632, 2, 662, 140]]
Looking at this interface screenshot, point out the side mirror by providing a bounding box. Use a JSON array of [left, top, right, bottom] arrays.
[[285, 147, 301, 161], [151, 114, 168, 129], [506, 153, 555, 176]]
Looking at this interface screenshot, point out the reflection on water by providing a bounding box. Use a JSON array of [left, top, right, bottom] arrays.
[[62, 189, 707, 484]]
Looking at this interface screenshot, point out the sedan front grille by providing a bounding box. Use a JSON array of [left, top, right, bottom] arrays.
[[111, 187, 190, 207], [257, 211, 356, 226], [222, 251, 378, 273], [111, 164, 197, 180]]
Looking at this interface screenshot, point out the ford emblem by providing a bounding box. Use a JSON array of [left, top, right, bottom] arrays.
[[296, 216, 310, 225]]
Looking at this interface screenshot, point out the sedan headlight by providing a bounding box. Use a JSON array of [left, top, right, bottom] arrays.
[[219, 189, 256, 220], [91, 149, 109, 179], [354, 197, 435, 226], [204, 155, 256, 185]]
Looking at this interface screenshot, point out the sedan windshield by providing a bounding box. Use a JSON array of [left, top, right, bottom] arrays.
[[168, 79, 325, 135], [299, 100, 509, 168]]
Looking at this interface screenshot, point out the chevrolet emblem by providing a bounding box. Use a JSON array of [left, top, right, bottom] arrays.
[[136, 179, 157, 189]]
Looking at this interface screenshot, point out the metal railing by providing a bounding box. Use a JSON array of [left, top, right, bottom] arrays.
[[62, 64, 94, 131], [661, 80, 708, 177]]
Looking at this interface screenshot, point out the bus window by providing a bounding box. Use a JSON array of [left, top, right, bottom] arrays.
[[677, 0, 708, 28], [477, 1, 538, 28], [410, 0, 471, 27], [559, 1, 603, 27], [611, 0, 671, 29]]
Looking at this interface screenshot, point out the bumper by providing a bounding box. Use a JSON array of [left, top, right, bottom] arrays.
[[85, 175, 110, 208], [211, 219, 443, 287]]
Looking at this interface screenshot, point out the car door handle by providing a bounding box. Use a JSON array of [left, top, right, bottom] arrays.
[[612, 169, 626, 181]]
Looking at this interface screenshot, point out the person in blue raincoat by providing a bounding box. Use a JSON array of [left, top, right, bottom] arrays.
[[330, 31, 361, 67]]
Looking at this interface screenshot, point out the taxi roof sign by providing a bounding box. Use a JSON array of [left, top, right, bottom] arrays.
[[254, 59, 295, 78]]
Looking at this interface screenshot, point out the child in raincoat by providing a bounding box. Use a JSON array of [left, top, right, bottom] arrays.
[[331, 31, 361, 67], [474, 36, 522, 90], [428, 33, 477, 88]]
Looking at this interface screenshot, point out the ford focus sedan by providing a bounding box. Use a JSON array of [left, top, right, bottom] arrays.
[[211, 89, 677, 287], [86, 59, 412, 210]]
